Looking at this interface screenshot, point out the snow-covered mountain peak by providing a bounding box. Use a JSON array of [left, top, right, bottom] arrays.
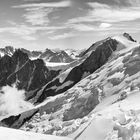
[[112, 33, 138, 45], [0, 46, 15, 57], [112, 34, 139, 52], [123, 32, 136, 42]]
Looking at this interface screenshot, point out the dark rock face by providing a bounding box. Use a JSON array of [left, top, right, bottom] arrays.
[[123, 33, 136, 42], [79, 37, 111, 57], [35, 38, 119, 103], [0, 109, 39, 128], [0, 49, 60, 100], [0, 115, 21, 127]]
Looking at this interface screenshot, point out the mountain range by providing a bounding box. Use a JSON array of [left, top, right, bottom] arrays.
[[0, 46, 82, 63], [0, 33, 140, 140]]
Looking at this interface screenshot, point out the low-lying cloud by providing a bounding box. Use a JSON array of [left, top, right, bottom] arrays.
[[0, 85, 34, 119]]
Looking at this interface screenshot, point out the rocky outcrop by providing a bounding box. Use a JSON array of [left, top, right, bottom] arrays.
[[0, 49, 60, 100], [123, 32, 136, 42]]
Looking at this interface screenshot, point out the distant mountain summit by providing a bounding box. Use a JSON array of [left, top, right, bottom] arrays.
[[0, 47, 80, 63], [0, 46, 14, 57]]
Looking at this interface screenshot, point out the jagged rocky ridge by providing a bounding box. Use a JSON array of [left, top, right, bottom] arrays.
[[0, 33, 140, 140], [0, 47, 77, 63], [0, 50, 60, 100]]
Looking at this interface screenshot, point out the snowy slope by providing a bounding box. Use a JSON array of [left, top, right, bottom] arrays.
[[73, 90, 140, 140], [69, 35, 140, 140], [45, 62, 69, 67], [16, 34, 138, 135], [0, 127, 72, 140], [1, 33, 140, 140], [112, 35, 139, 52]]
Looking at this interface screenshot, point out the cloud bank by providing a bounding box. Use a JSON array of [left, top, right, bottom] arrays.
[[0, 85, 34, 119]]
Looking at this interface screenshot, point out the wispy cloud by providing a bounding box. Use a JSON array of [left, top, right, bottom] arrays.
[[48, 22, 113, 40], [70, 24, 96, 31], [0, 25, 36, 40], [13, 1, 71, 26], [88, 2, 140, 23], [13, 1, 71, 8], [60, 1, 140, 37], [126, 0, 140, 6], [23, 0, 41, 2], [67, 2, 140, 24], [49, 32, 75, 40], [99, 23, 112, 29], [23, 7, 53, 25], [68, 23, 112, 32], [0, 24, 66, 40]]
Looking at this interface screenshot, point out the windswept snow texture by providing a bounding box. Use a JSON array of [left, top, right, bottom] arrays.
[[75, 90, 140, 140], [0, 127, 72, 140]]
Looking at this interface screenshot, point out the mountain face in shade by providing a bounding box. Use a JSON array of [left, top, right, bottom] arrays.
[[0, 49, 60, 100], [34, 38, 119, 104], [1, 33, 140, 140]]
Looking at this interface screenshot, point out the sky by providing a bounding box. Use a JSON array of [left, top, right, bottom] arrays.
[[0, 0, 140, 50]]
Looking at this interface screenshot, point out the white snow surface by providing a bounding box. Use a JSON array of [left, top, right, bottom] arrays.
[[112, 35, 139, 53], [0, 52, 4, 57], [0, 127, 72, 140], [72, 90, 140, 140], [45, 62, 69, 67], [112, 35, 138, 47]]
